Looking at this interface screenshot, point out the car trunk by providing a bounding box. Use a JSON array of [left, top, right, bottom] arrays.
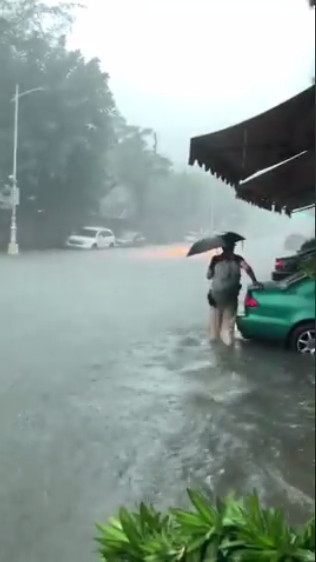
[[245, 281, 280, 298], [241, 281, 281, 312]]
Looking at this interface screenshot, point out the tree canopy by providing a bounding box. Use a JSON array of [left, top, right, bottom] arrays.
[[0, 0, 256, 249]]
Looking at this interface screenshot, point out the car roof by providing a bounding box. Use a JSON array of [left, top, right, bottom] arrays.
[[277, 247, 314, 260], [83, 226, 112, 231]]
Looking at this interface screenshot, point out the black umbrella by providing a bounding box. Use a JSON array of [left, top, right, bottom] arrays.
[[221, 231, 245, 246], [187, 231, 245, 257], [187, 235, 223, 257]]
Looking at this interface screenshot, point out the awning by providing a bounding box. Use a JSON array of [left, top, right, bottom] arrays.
[[189, 85, 315, 186], [236, 150, 315, 214]]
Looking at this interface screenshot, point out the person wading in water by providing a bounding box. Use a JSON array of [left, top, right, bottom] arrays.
[[207, 239, 262, 346]]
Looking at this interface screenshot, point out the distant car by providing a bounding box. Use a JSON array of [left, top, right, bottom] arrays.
[[272, 246, 314, 281], [237, 274, 315, 354], [66, 227, 115, 250], [116, 231, 146, 248]]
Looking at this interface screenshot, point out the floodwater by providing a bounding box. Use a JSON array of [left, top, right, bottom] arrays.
[[0, 245, 314, 562]]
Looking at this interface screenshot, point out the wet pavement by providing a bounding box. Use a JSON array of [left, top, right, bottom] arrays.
[[0, 246, 314, 562]]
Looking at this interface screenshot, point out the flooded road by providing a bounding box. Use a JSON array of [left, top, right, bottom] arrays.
[[0, 246, 314, 562]]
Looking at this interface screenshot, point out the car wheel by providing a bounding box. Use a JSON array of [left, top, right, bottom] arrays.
[[92, 243, 98, 250], [290, 322, 315, 355]]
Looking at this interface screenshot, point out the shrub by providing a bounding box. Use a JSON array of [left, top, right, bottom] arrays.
[[96, 489, 315, 561], [300, 238, 315, 253], [299, 254, 315, 279]]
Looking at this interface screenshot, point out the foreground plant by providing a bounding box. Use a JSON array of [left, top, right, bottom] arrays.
[[96, 490, 315, 561]]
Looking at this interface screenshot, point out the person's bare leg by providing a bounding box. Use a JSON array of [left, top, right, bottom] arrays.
[[209, 306, 221, 341], [220, 303, 237, 346]]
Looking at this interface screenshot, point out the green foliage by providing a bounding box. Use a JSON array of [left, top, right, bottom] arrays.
[[96, 490, 315, 561], [0, 0, 201, 246], [300, 255, 315, 280], [0, 0, 258, 248], [110, 124, 172, 223], [0, 0, 117, 246], [300, 238, 315, 253], [298, 239, 315, 279], [0, 0, 76, 43]]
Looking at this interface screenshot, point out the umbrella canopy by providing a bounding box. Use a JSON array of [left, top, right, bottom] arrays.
[[221, 231, 245, 246], [187, 232, 245, 257], [187, 235, 223, 257]]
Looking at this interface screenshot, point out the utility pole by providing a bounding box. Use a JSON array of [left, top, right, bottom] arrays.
[[153, 131, 158, 153], [8, 84, 20, 255], [8, 85, 46, 255]]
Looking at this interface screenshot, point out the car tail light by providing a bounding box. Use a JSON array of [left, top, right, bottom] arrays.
[[245, 294, 258, 308], [275, 259, 284, 270]]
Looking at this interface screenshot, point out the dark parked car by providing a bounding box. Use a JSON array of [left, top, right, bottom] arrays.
[[116, 231, 146, 248], [272, 239, 314, 282]]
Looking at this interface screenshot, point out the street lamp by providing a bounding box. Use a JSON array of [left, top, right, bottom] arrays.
[[8, 84, 46, 256]]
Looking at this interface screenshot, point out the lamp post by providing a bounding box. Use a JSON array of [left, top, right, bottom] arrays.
[[8, 84, 45, 255]]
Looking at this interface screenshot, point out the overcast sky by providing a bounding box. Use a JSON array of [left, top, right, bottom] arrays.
[[70, 0, 315, 164]]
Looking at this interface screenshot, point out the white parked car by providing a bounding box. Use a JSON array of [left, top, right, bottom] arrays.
[[66, 227, 115, 250]]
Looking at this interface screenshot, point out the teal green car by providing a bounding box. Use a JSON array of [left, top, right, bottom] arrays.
[[237, 275, 315, 354]]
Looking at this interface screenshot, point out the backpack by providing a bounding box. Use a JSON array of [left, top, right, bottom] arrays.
[[212, 257, 241, 306]]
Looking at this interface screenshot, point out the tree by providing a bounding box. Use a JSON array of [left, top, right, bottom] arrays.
[[0, 0, 75, 44], [0, 0, 118, 247], [0, 0, 262, 249], [110, 123, 172, 225]]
